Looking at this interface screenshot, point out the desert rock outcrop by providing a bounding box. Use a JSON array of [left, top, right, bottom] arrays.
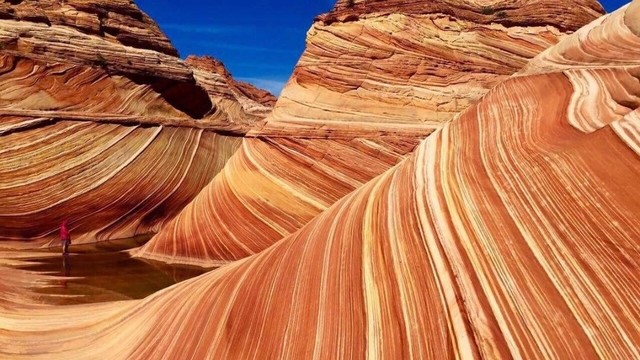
[[186, 55, 276, 126], [261, 0, 604, 136], [0, 0, 274, 245], [2, 2, 639, 358], [137, 0, 604, 267]]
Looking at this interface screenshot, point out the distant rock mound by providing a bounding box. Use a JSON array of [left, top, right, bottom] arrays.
[[186, 55, 276, 126]]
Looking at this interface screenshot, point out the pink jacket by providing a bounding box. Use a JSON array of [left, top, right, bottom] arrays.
[[60, 221, 70, 241]]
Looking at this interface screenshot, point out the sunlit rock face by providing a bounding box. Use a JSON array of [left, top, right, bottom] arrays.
[[0, 0, 178, 56], [261, 0, 604, 136], [3, 3, 640, 358], [326, 0, 603, 30], [186, 55, 277, 128], [135, 136, 421, 266], [136, 0, 604, 267], [0, 0, 273, 245]]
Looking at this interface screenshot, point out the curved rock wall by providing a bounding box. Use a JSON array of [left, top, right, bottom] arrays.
[[0, 1, 274, 245], [137, 0, 604, 267], [0, 120, 241, 244], [260, 0, 604, 136], [136, 136, 420, 266], [3, 3, 639, 358]]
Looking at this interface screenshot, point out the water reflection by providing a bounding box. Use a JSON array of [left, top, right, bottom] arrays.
[[61, 254, 71, 289], [62, 254, 71, 276], [16, 251, 209, 305]]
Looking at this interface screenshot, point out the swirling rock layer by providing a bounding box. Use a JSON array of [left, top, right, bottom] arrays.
[[138, 0, 604, 266], [0, 119, 241, 244], [259, 0, 603, 136], [0, 0, 177, 56], [0, 1, 274, 245], [136, 136, 421, 266], [2, 3, 640, 358]]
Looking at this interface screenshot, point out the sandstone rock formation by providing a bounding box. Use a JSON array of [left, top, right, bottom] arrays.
[[0, 0, 274, 246], [0, 0, 178, 56], [2, 2, 640, 358], [325, 0, 603, 31], [136, 0, 604, 267], [260, 0, 604, 136], [186, 55, 276, 126], [135, 136, 421, 266]]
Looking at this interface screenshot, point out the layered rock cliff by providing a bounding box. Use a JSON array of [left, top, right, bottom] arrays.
[[0, 0, 274, 245], [259, 0, 604, 136], [0, 0, 178, 56], [3, 2, 640, 358], [324, 0, 603, 31], [136, 0, 604, 267]]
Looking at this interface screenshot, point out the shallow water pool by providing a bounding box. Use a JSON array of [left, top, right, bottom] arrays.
[[9, 245, 209, 305]]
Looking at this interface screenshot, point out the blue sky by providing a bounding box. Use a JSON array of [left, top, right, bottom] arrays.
[[136, 0, 629, 95]]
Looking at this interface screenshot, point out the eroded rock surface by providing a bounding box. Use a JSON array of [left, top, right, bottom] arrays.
[[260, 0, 604, 136], [186, 55, 276, 126], [137, 0, 604, 267], [3, 2, 640, 358], [0, 0, 178, 56], [0, 0, 274, 245]]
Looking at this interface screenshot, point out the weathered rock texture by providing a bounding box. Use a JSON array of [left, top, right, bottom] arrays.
[[136, 0, 604, 267], [0, 0, 274, 245], [325, 0, 603, 31], [2, 2, 640, 358], [135, 136, 421, 266], [0, 0, 178, 56], [259, 0, 604, 136], [186, 56, 276, 126]]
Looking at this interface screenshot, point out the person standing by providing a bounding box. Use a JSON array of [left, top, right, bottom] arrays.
[[60, 220, 71, 255]]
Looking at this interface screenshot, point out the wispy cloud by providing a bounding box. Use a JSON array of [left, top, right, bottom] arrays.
[[230, 62, 297, 71], [160, 23, 302, 35], [238, 77, 288, 96], [160, 23, 250, 35], [198, 42, 301, 54]]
